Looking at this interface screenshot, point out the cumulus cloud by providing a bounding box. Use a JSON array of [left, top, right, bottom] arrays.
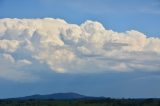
[[0, 39, 19, 53], [0, 18, 160, 81], [0, 53, 38, 82]]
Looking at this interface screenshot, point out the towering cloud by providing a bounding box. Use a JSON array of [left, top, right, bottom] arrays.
[[0, 18, 160, 81]]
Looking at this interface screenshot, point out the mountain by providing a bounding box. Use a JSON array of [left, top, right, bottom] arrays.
[[11, 92, 89, 100]]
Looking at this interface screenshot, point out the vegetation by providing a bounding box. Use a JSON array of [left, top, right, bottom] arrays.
[[0, 98, 160, 106]]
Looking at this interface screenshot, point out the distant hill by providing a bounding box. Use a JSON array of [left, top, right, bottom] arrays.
[[4, 93, 160, 101], [2, 93, 160, 106], [8, 92, 98, 100]]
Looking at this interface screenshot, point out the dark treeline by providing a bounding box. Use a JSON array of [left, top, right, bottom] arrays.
[[0, 98, 160, 106]]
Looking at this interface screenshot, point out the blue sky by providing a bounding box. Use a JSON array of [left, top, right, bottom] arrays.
[[0, 0, 160, 98]]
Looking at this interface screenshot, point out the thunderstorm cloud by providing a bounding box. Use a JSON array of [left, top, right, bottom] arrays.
[[0, 18, 160, 81]]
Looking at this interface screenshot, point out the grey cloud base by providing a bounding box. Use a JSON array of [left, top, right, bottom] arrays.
[[0, 18, 160, 81]]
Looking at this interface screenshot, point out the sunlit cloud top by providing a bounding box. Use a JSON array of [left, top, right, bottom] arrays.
[[0, 18, 160, 81]]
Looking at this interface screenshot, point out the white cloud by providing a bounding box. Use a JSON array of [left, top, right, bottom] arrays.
[[0, 18, 160, 81], [0, 53, 37, 82], [17, 59, 32, 66], [0, 39, 19, 53]]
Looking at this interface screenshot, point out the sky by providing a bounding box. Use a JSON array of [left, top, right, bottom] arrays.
[[0, 0, 160, 98]]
